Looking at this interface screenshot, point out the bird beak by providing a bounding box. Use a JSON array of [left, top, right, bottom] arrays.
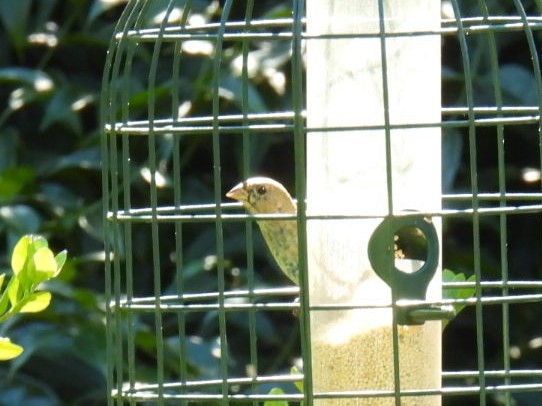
[[226, 182, 248, 202]]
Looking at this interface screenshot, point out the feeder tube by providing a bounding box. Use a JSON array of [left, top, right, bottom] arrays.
[[306, 1, 442, 404]]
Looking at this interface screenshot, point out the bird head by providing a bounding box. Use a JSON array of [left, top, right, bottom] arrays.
[[226, 177, 296, 215]]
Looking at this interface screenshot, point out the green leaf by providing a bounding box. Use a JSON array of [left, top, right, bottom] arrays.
[[40, 90, 82, 134], [39, 183, 80, 211], [87, 0, 126, 26], [0, 274, 9, 316], [291, 366, 303, 393], [29, 235, 49, 251], [11, 235, 55, 290], [54, 250, 67, 277], [225, 310, 280, 346], [139, 0, 180, 26], [7, 276, 22, 307], [264, 388, 288, 406], [0, 129, 19, 172], [0, 67, 53, 92], [220, 76, 267, 113], [0, 205, 42, 235], [0, 167, 35, 203], [0, 0, 31, 56], [32, 247, 57, 282], [47, 148, 101, 173], [11, 235, 30, 275], [499, 63, 537, 105], [19, 291, 51, 313], [0, 276, 10, 314], [1, 235, 66, 323], [442, 269, 477, 329], [0, 337, 23, 361], [188, 336, 222, 379]]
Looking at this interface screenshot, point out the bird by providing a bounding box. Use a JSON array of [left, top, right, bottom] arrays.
[[226, 177, 299, 284]]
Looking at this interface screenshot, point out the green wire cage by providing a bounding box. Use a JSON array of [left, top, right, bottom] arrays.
[[101, 0, 542, 404]]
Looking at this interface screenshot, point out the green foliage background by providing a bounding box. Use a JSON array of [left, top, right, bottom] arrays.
[[0, 0, 116, 403], [0, 0, 541, 404]]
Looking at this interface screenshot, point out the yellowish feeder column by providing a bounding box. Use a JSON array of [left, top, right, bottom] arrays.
[[306, 1, 442, 405]]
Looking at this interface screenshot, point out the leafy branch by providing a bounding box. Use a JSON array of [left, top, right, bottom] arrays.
[[0, 235, 66, 360]]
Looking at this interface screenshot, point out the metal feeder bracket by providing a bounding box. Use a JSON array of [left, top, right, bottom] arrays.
[[368, 212, 455, 325]]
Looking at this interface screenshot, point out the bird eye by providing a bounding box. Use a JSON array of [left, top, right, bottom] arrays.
[[256, 185, 267, 195]]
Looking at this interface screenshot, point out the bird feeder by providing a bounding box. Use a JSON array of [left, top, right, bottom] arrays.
[[306, 0, 443, 403]]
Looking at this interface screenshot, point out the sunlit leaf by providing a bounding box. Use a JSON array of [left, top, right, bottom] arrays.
[[443, 269, 476, 301], [291, 366, 303, 393], [264, 388, 288, 406], [7, 276, 21, 307], [11, 235, 30, 275], [32, 247, 57, 281], [0, 274, 8, 316], [442, 269, 477, 329], [0, 337, 23, 361], [20, 291, 51, 313], [29, 234, 48, 251]]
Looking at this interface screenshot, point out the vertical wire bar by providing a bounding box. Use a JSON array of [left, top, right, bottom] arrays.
[[100, 0, 136, 402], [450, 1, 487, 404], [171, 3, 192, 402], [376, 1, 402, 404], [120, 80, 135, 405], [105, 1, 146, 403], [211, 0, 234, 401], [121, 4, 149, 402], [100, 54, 114, 406], [475, 1, 511, 403], [118, 4, 151, 402], [110, 113, 122, 404], [147, 1, 178, 401], [241, 2, 254, 182], [240, 1, 259, 402], [291, 0, 311, 403], [100, 2, 121, 405]]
